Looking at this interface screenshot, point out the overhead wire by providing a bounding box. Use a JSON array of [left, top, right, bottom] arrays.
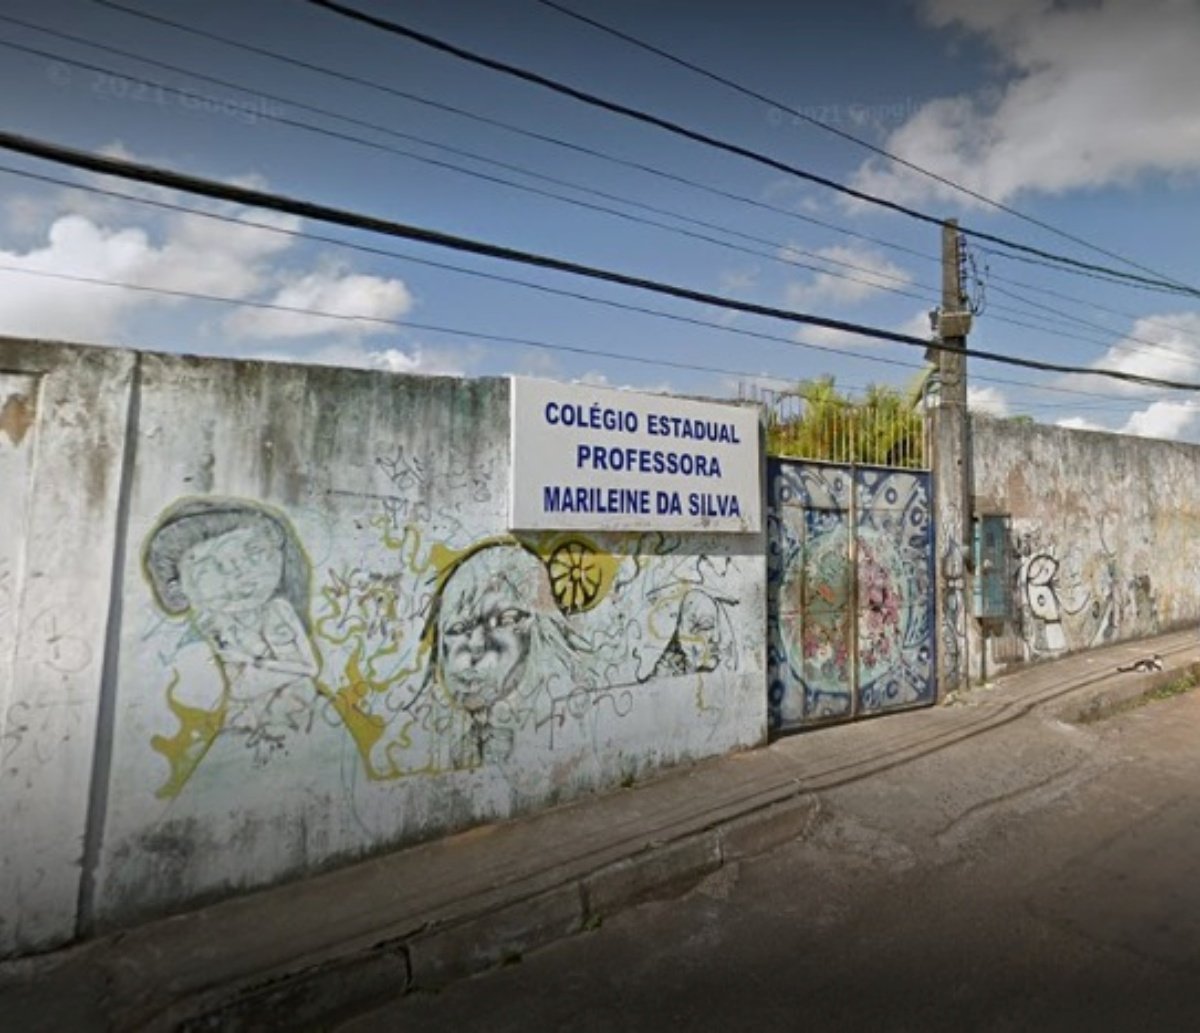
[[983, 268, 1200, 345], [0, 32, 942, 307], [0, 164, 1172, 413], [82, 0, 940, 268], [307, 0, 1200, 298], [6, 23, 1189, 367], [0, 162, 940, 379], [0, 263, 1149, 415], [977, 245, 1196, 299], [4, 133, 1200, 395], [984, 283, 1200, 363], [532, 0, 1192, 291]]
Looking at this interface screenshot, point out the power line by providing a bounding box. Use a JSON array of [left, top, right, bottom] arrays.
[[80, 0, 940, 268], [0, 133, 944, 348], [12, 23, 1184, 367], [308, 0, 1200, 298], [5, 134, 1200, 395], [0, 31, 942, 307], [977, 245, 1196, 299], [0, 162, 940, 380], [0, 263, 803, 386], [979, 309, 1193, 363], [985, 272, 1200, 346], [985, 283, 1200, 363], [0, 264, 1150, 414], [532, 0, 1192, 292], [0, 167, 1170, 410]]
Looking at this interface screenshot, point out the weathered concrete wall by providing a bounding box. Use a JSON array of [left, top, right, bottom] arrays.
[[970, 415, 1200, 679], [0, 342, 135, 957], [0, 339, 766, 956]]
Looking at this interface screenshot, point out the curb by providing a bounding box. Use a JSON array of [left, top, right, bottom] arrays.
[[152, 792, 823, 1030], [1053, 660, 1200, 726]]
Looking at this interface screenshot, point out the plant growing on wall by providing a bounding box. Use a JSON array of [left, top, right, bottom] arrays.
[[765, 375, 928, 467]]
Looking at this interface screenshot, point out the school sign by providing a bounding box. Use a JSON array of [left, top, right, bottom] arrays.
[[509, 377, 761, 533]]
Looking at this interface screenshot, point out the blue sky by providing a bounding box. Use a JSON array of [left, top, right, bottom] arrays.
[[2, 0, 1200, 438]]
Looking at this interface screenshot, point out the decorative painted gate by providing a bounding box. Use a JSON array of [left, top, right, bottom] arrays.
[[767, 460, 936, 731]]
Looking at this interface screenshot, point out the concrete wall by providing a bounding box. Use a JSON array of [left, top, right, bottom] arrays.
[[969, 415, 1200, 679], [0, 344, 134, 958], [0, 339, 767, 957]]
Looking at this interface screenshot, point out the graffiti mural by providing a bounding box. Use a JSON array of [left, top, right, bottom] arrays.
[[140, 487, 751, 795], [768, 460, 935, 731], [1013, 524, 1159, 660], [142, 498, 324, 798], [318, 525, 744, 781], [938, 500, 966, 691]]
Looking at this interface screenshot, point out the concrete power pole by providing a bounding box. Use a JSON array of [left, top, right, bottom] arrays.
[[930, 219, 972, 697]]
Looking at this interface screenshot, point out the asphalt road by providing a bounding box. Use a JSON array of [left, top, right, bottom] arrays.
[[340, 684, 1200, 1032]]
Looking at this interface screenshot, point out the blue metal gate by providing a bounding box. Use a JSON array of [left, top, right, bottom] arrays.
[[767, 460, 936, 731]]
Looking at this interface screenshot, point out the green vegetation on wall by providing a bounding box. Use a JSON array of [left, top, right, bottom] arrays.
[[765, 375, 929, 468]]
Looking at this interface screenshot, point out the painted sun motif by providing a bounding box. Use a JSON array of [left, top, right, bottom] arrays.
[[548, 540, 604, 613]]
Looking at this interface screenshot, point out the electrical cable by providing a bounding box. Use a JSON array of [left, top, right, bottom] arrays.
[[0, 262, 1152, 414], [532, 0, 1192, 291], [11, 25, 1185, 368], [83, 0, 941, 267], [1, 160, 1174, 408], [4, 133, 1200, 394], [984, 269, 1200, 345], [0, 32, 941, 306], [0, 161, 940, 381], [307, 0, 1200, 297]]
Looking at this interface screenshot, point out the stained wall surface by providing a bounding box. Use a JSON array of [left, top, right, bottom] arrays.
[[969, 416, 1200, 677], [0, 343, 134, 957], [0, 339, 767, 955]]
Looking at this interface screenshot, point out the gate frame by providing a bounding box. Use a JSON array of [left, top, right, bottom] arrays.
[[767, 453, 938, 734]]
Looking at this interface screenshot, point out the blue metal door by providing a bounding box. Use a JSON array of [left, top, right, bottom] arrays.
[[768, 460, 936, 731]]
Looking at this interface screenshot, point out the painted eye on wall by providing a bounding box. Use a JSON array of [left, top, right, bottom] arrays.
[[493, 607, 529, 629]]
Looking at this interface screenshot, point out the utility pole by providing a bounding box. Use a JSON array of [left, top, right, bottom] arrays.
[[929, 219, 972, 697]]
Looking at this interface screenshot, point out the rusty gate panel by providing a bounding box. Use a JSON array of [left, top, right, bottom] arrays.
[[768, 460, 936, 732]]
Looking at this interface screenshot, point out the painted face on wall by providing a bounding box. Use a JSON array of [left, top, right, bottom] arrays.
[[178, 523, 284, 616], [437, 547, 544, 713], [676, 590, 722, 672]]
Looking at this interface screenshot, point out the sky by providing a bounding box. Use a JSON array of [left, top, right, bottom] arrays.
[[2, 0, 1200, 439]]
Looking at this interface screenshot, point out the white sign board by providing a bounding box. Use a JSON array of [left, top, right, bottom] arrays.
[[510, 377, 761, 533]]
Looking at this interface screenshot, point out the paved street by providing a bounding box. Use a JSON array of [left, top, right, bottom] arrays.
[[341, 682, 1200, 1032]]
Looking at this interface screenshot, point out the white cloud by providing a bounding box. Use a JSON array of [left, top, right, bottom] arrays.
[[366, 345, 473, 377], [717, 268, 758, 296], [0, 146, 419, 357], [718, 372, 795, 399], [573, 370, 674, 394], [967, 385, 1010, 416], [248, 339, 481, 377], [223, 265, 414, 340], [797, 307, 931, 351], [1056, 416, 1106, 432], [1073, 312, 1200, 395], [0, 207, 309, 344], [784, 244, 913, 308], [850, 0, 1200, 206], [1055, 399, 1200, 441], [1120, 400, 1199, 440]]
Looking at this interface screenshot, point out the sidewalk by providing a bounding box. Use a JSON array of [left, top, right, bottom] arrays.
[[3, 629, 1198, 1031]]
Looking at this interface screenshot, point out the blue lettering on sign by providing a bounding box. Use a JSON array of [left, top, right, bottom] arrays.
[[656, 490, 682, 515], [575, 444, 723, 478], [646, 415, 742, 444], [544, 401, 639, 434], [687, 493, 742, 518], [544, 485, 652, 515]]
